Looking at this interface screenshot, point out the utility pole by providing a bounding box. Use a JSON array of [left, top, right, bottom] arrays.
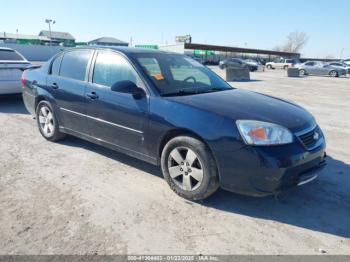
[[45, 19, 56, 46], [340, 48, 345, 60]]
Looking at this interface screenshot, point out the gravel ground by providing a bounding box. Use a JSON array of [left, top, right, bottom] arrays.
[[0, 69, 349, 255]]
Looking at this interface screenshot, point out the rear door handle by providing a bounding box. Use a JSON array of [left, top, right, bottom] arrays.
[[51, 83, 59, 89], [86, 92, 99, 100], [30, 80, 38, 88]]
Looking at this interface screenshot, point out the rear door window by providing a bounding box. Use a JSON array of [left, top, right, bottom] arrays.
[[59, 50, 93, 81], [0, 49, 25, 61]]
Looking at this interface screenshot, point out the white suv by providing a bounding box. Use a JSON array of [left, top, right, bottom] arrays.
[[266, 59, 297, 70]]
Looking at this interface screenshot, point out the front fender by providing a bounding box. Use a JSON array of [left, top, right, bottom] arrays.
[[147, 97, 244, 162]]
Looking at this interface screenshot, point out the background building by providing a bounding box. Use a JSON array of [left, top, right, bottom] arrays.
[[88, 37, 128, 47], [0, 32, 51, 45], [159, 42, 301, 64], [38, 30, 76, 47]]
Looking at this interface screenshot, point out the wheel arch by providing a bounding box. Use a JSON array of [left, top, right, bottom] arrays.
[[157, 128, 221, 181], [35, 95, 62, 125], [35, 95, 47, 110]]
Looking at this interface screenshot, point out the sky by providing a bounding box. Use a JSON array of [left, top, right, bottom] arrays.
[[1, 0, 349, 58]]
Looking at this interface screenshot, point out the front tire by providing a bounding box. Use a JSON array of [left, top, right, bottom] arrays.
[[266, 65, 272, 70], [36, 101, 65, 142], [161, 136, 219, 201]]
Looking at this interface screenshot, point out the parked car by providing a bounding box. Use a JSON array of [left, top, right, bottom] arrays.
[[266, 59, 298, 70], [343, 59, 350, 66], [0, 47, 30, 94], [219, 58, 258, 72], [191, 56, 204, 65], [328, 62, 350, 74], [297, 61, 347, 77], [244, 59, 260, 66], [22, 47, 326, 200]]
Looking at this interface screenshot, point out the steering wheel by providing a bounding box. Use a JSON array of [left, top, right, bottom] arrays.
[[183, 76, 197, 83]]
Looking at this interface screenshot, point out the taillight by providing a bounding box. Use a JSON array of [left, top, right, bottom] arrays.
[[21, 71, 26, 88]]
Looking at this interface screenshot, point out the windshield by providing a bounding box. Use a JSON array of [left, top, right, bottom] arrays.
[[134, 53, 233, 96]]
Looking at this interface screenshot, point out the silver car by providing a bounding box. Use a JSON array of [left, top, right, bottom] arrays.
[[298, 61, 347, 77], [328, 62, 350, 75], [0, 47, 30, 94]]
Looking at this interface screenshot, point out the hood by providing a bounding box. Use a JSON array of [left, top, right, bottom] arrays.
[[165, 89, 314, 131]]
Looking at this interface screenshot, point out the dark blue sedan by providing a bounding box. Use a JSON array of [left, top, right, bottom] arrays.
[[22, 47, 326, 200]]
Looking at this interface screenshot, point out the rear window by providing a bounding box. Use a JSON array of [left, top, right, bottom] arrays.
[[0, 50, 25, 61], [59, 50, 93, 81], [50, 54, 63, 75]]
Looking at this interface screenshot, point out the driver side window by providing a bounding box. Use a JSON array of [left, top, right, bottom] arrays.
[[93, 51, 143, 87]]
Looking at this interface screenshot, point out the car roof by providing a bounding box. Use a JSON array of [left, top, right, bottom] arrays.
[[64, 46, 178, 56]]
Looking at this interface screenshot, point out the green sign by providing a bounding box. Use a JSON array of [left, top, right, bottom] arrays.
[[135, 45, 159, 49], [193, 50, 214, 56]]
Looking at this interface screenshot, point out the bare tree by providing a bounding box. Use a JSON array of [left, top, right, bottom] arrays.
[[276, 31, 309, 53]]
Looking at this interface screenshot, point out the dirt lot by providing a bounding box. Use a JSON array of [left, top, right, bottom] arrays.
[[0, 69, 349, 255]]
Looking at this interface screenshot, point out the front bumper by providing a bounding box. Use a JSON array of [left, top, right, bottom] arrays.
[[215, 132, 326, 197]]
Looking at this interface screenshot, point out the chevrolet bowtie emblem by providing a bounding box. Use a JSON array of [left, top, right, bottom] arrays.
[[313, 132, 320, 140]]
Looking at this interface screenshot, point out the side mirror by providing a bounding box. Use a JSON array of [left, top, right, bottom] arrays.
[[111, 80, 145, 98]]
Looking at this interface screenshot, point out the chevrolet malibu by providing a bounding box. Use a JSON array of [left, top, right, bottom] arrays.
[[22, 47, 326, 200]]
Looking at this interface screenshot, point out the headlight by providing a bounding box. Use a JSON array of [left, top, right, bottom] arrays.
[[236, 120, 293, 145]]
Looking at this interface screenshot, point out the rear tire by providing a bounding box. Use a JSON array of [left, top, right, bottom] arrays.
[[36, 101, 66, 142], [329, 70, 338, 77], [161, 136, 219, 201], [283, 65, 289, 70], [299, 69, 306, 76], [266, 65, 272, 70]]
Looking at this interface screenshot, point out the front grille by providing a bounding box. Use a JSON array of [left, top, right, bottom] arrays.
[[297, 126, 322, 150]]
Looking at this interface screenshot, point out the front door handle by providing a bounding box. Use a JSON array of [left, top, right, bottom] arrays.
[[51, 83, 59, 89], [86, 92, 99, 100]]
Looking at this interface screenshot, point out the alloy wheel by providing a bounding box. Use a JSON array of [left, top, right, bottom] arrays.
[[38, 106, 55, 137], [167, 147, 204, 191]]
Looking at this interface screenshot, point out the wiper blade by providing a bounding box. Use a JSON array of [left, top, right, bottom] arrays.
[[162, 89, 200, 97], [162, 87, 231, 97], [209, 87, 227, 91]]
